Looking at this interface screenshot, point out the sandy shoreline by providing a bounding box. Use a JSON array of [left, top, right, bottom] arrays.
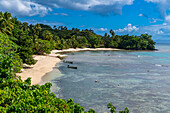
[[18, 48, 122, 85], [17, 55, 63, 85], [52, 48, 122, 53]]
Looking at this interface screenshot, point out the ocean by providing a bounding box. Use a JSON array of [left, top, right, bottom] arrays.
[[41, 43, 170, 113]]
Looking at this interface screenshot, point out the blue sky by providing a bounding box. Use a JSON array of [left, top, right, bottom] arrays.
[[1, 0, 170, 42]]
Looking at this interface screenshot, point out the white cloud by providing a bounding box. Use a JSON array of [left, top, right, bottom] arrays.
[[79, 25, 86, 27], [114, 24, 139, 33], [138, 13, 163, 23], [22, 19, 64, 26], [138, 14, 144, 16], [48, 8, 53, 12], [150, 20, 156, 23], [138, 13, 149, 18], [0, 0, 135, 16], [144, 0, 168, 3], [128, 23, 170, 41], [111, 23, 170, 42], [149, 18, 163, 23], [0, 0, 51, 17], [163, 23, 167, 25], [157, 30, 164, 34], [165, 15, 170, 22], [36, 0, 134, 15], [54, 13, 69, 16], [144, 0, 170, 20], [99, 28, 108, 31], [93, 27, 108, 33]]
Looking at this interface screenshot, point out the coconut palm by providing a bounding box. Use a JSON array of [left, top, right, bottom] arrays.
[[0, 11, 13, 36]]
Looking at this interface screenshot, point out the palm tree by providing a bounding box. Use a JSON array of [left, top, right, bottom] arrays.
[[31, 24, 41, 43], [33, 24, 41, 36], [42, 30, 53, 41], [110, 29, 115, 37], [21, 22, 29, 32], [0, 11, 13, 36]]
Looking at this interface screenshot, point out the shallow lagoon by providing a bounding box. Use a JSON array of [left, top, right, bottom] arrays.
[[42, 44, 170, 113]]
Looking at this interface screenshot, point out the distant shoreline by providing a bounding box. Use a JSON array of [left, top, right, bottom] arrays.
[[52, 48, 123, 54], [18, 47, 151, 85]]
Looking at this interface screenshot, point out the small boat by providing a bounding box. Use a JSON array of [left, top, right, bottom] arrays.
[[67, 65, 77, 69], [63, 60, 73, 64]]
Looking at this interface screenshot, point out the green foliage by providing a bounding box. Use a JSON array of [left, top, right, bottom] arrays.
[[0, 33, 18, 53], [107, 103, 116, 113], [0, 75, 95, 112], [34, 39, 52, 55], [107, 103, 129, 113], [104, 34, 156, 50], [103, 34, 113, 48], [17, 36, 35, 65], [0, 11, 13, 36], [76, 36, 88, 48], [12, 19, 36, 65], [0, 33, 22, 75], [119, 107, 129, 113], [0, 53, 16, 78], [88, 35, 101, 48], [0, 77, 77, 112], [42, 30, 53, 41], [85, 109, 97, 113]]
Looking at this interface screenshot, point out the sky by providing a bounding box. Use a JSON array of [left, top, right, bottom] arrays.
[[1, 0, 170, 43]]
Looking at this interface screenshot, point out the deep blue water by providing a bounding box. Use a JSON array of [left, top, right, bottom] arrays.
[[42, 43, 170, 113]]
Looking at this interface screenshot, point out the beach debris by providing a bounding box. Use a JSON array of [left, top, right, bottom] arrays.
[[67, 65, 77, 69], [63, 60, 73, 64]]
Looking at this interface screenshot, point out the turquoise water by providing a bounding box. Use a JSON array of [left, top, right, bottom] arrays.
[[42, 44, 170, 113]]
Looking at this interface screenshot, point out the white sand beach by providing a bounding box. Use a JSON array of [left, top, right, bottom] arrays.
[[17, 53, 65, 85], [18, 48, 122, 85]]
